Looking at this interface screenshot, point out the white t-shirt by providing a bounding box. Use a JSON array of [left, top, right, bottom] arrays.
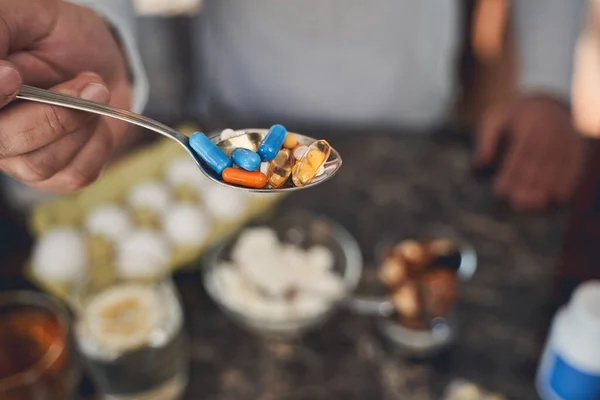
[[192, 1, 459, 129]]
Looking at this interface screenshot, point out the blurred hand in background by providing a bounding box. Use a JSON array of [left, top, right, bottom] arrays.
[[474, 95, 584, 212], [469, 0, 586, 212]]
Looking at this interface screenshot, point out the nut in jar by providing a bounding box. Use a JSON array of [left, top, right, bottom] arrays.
[[340, 227, 478, 357], [376, 231, 474, 332]]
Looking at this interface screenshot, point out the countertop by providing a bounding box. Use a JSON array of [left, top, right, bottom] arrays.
[[177, 130, 568, 400], [0, 131, 570, 399]]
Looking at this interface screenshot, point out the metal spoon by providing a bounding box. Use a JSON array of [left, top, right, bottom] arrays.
[[15, 85, 342, 192]]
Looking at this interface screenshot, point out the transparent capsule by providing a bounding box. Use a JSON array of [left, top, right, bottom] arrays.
[[267, 149, 295, 188], [291, 140, 331, 187]]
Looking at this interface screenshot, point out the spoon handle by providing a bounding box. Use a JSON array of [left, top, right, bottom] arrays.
[[346, 296, 395, 317], [15, 85, 190, 144]]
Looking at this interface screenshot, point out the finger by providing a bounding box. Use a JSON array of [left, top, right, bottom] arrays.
[[6, 2, 113, 89], [517, 158, 545, 191], [0, 0, 59, 56], [0, 61, 22, 108], [505, 156, 552, 211], [493, 114, 538, 196], [31, 119, 114, 193], [0, 72, 110, 158], [509, 187, 549, 212], [0, 118, 96, 183], [552, 139, 584, 202], [474, 104, 511, 166], [516, 128, 561, 195], [493, 146, 526, 197], [7, 52, 64, 89]]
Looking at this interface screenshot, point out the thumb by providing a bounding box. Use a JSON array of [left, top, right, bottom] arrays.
[[474, 104, 511, 167], [0, 71, 110, 160], [0, 61, 22, 109]]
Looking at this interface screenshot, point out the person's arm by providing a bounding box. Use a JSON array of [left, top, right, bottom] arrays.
[[572, 0, 600, 137], [474, 1, 587, 212], [513, 0, 586, 102], [67, 0, 149, 113]]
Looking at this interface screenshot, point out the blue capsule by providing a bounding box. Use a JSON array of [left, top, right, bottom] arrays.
[[257, 124, 287, 161], [189, 132, 232, 175], [231, 148, 261, 171]]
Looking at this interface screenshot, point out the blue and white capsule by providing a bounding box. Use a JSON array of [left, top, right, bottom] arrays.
[[258, 124, 287, 161], [189, 132, 232, 175], [231, 148, 261, 171]]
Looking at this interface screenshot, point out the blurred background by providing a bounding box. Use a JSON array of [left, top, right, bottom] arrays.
[[2, 0, 600, 399]]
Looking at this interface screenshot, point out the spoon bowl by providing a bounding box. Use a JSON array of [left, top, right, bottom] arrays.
[[195, 129, 342, 192], [15, 86, 342, 193]]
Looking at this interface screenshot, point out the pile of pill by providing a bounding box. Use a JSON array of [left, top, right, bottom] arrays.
[[189, 125, 331, 189]]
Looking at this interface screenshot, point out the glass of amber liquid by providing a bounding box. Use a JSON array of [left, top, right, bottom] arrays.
[[0, 291, 77, 400]]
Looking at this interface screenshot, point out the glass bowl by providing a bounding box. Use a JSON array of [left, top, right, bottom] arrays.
[[202, 212, 363, 338], [348, 224, 477, 357]]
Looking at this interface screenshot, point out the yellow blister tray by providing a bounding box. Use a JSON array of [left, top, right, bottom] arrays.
[[27, 128, 285, 300]]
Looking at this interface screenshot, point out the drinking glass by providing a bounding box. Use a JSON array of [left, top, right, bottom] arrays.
[[0, 291, 78, 400], [71, 270, 189, 400]]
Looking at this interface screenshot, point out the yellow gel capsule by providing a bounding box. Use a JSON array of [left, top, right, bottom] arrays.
[[291, 140, 331, 187], [268, 149, 295, 188]]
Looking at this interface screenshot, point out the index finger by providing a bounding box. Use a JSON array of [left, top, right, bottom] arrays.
[[493, 114, 538, 195], [0, 61, 22, 109], [0, 72, 110, 158], [474, 104, 511, 167]]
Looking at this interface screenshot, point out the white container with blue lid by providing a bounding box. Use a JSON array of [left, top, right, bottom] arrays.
[[537, 280, 600, 400]]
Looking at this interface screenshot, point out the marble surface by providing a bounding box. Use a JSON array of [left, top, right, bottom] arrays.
[[0, 130, 569, 400], [174, 131, 568, 400]]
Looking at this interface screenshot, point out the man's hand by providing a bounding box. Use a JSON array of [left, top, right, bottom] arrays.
[[474, 96, 584, 212], [0, 0, 133, 193]]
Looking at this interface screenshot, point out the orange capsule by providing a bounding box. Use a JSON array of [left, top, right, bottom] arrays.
[[283, 133, 298, 149], [222, 168, 267, 189]]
